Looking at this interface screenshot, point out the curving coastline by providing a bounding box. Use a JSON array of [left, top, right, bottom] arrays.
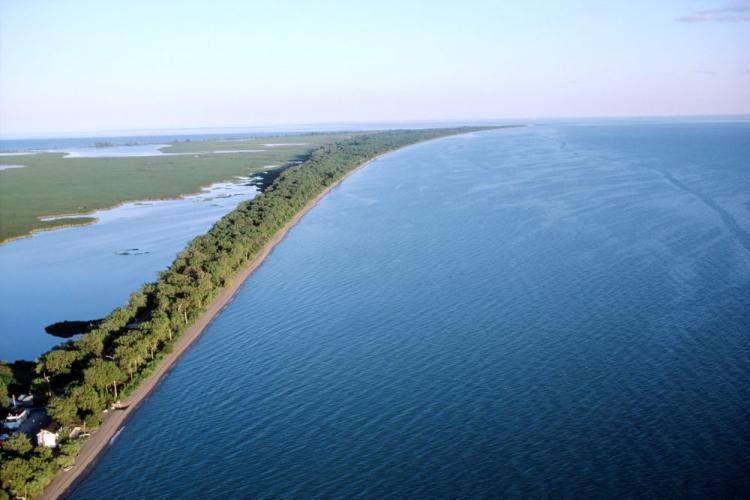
[[24, 128, 506, 499], [0, 219, 98, 246], [1, 176, 256, 245], [37, 139, 415, 499]]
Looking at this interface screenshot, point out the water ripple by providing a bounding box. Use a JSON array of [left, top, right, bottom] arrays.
[[73, 123, 750, 499]]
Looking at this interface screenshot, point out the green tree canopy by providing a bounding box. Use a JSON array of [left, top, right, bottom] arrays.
[[2, 434, 32, 458], [37, 349, 79, 377], [48, 396, 78, 428], [0, 458, 33, 498], [84, 359, 125, 399]]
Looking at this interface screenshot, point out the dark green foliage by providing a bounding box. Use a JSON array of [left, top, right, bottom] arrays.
[[44, 319, 102, 338], [54, 440, 81, 469], [37, 350, 78, 378], [83, 360, 125, 401], [47, 396, 78, 429], [0, 459, 34, 499], [2, 435, 33, 458], [0, 365, 9, 409]]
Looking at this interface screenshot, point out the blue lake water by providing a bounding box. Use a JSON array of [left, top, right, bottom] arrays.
[[67, 122, 750, 497], [0, 180, 258, 361]]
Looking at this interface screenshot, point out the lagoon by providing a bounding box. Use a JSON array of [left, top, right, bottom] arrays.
[[57, 144, 172, 158], [0, 179, 258, 361], [56, 144, 269, 158], [71, 122, 750, 497]]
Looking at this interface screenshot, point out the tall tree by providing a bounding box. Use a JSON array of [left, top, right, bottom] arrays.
[[47, 396, 78, 428], [0, 459, 33, 499], [83, 359, 125, 400], [2, 434, 32, 458]]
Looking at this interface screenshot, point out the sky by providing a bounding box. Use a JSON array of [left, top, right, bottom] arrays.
[[0, 0, 748, 137]]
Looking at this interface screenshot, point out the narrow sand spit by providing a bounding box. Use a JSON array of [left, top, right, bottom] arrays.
[[38, 145, 402, 499]]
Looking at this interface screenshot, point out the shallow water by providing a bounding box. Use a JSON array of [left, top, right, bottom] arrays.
[[0, 180, 257, 361], [65, 122, 750, 497], [56, 144, 268, 158], [57, 144, 171, 158]]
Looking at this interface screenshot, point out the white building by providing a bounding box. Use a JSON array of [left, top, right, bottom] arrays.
[[3, 409, 28, 430], [37, 424, 62, 448]]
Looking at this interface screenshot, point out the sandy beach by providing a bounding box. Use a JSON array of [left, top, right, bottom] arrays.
[[38, 151, 383, 499]]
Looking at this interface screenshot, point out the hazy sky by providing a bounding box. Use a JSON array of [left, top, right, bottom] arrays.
[[0, 0, 748, 136]]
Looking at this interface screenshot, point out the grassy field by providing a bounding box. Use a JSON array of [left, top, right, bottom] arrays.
[[0, 133, 356, 242]]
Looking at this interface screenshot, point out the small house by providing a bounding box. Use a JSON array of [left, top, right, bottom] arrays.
[[37, 423, 62, 448]]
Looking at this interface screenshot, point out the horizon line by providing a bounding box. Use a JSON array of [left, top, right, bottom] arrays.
[[2, 113, 749, 141]]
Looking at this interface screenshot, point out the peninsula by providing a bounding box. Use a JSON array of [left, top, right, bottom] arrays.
[[0, 127, 496, 499]]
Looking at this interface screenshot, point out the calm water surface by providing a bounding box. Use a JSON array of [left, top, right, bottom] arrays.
[[0, 180, 257, 360], [73, 123, 750, 498]]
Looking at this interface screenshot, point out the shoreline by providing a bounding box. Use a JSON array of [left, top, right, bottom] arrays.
[[0, 174, 266, 246], [1, 219, 100, 246], [37, 140, 410, 499]]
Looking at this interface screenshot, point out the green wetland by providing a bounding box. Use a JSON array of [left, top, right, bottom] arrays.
[[0, 133, 352, 242]]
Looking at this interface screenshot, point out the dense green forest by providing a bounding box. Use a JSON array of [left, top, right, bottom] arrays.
[[0, 127, 492, 498]]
